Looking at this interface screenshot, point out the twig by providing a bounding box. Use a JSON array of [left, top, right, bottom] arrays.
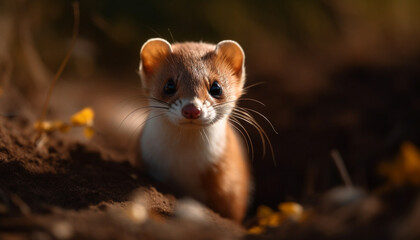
[[330, 149, 353, 188], [35, 2, 80, 142], [10, 194, 31, 216]]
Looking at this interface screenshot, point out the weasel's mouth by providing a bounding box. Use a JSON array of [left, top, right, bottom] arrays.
[[178, 120, 209, 127]]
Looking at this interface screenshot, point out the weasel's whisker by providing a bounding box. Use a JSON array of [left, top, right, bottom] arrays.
[[130, 112, 166, 139], [199, 130, 205, 142], [211, 106, 255, 160], [202, 129, 210, 143], [120, 95, 169, 107], [120, 105, 168, 128], [213, 100, 237, 108], [229, 117, 254, 161], [213, 97, 265, 109], [232, 110, 266, 147], [236, 107, 278, 134], [229, 122, 250, 154], [232, 109, 276, 164], [231, 111, 266, 157], [120, 108, 151, 129], [116, 94, 147, 107], [148, 97, 170, 106], [242, 81, 266, 91], [237, 98, 265, 106], [212, 98, 266, 111]]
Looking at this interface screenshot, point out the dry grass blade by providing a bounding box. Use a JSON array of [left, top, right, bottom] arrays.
[[331, 149, 353, 187], [10, 194, 31, 216], [35, 2, 80, 142]]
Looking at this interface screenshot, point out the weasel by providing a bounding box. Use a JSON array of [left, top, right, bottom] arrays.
[[137, 38, 250, 222]]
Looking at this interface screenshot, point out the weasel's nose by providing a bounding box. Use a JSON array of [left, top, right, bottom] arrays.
[[182, 104, 201, 119]]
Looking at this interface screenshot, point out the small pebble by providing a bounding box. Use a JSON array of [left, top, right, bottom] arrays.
[[51, 221, 74, 240]]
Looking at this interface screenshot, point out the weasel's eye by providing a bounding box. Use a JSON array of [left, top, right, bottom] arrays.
[[209, 81, 222, 98], [163, 79, 176, 95]]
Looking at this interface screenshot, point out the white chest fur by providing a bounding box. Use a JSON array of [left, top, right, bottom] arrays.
[[140, 117, 227, 198]]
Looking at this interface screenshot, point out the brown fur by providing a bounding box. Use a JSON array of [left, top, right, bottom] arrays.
[[200, 125, 250, 222]]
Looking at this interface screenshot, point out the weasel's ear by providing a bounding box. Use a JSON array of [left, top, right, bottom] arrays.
[[139, 38, 172, 77], [215, 40, 245, 77]]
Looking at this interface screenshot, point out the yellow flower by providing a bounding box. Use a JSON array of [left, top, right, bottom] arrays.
[[278, 202, 303, 219], [257, 205, 285, 227], [34, 121, 50, 131], [247, 226, 264, 235], [34, 121, 66, 132], [378, 141, 420, 186], [401, 142, 420, 175], [84, 126, 95, 139], [34, 108, 94, 140], [71, 107, 94, 126], [256, 205, 274, 218], [267, 212, 284, 227]]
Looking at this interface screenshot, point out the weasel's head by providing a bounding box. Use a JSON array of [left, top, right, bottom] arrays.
[[139, 38, 245, 128]]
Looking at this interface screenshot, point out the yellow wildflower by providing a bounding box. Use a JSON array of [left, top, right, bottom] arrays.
[[34, 121, 65, 132], [71, 107, 94, 126], [278, 202, 303, 220], [247, 226, 264, 235], [256, 205, 274, 218], [378, 141, 420, 186], [83, 126, 95, 139], [267, 212, 284, 227]]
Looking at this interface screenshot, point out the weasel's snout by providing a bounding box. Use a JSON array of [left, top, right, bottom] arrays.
[[182, 104, 201, 119]]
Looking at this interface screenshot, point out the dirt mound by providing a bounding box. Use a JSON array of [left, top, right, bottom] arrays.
[[0, 117, 244, 239]]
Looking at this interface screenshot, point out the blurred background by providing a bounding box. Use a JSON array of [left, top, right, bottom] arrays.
[[1, 0, 420, 215]]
